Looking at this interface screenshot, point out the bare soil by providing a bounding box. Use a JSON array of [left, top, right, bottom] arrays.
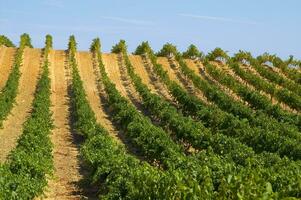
[[102, 53, 129, 98], [157, 57, 183, 86], [0, 47, 298, 199], [0, 47, 16, 89], [0, 48, 41, 163], [43, 50, 83, 200], [130, 55, 173, 102], [158, 57, 210, 104], [213, 61, 295, 112], [76, 51, 121, 142], [129, 55, 157, 92]]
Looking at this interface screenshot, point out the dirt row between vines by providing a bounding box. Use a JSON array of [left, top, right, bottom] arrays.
[[270, 66, 299, 85], [129, 55, 173, 102], [188, 60, 245, 104], [43, 50, 84, 200], [213, 62, 296, 112], [76, 51, 122, 143], [43, 51, 154, 199], [0, 47, 299, 199], [102, 53, 129, 98], [0, 48, 41, 163], [157, 57, 211, 104], [0, 46, 16, 89]]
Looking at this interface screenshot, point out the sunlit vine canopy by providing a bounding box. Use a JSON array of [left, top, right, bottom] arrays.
[[182, 44, 204, 61], [206, 47, 229, 64], [156, 43, 178, 58]]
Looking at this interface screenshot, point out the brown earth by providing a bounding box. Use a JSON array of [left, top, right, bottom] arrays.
[[158, 57, 210, 104], [185, 60, 244, 104], [0, 47, 16, 89], [212, 61, 295, 112], [0, 48, 299, 198], [0, 48, 41, 163], [76, 51, 146, 161], [43, 50, 83, 200], [269, 67, 293, 83], [129, 55, 157, 93], [102, 53, 129, 98], [157, 57, 183, 86], [115, 53, 144, 110], [184, 59, 200, 73], [76, 51, 121, 142], [102, 53, 144, 114], [129, 55, 173, 102], [274, 67, 301, 84]]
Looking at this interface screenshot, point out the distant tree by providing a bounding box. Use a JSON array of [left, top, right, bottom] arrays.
[[68, 35, 77, 53], [156, 43, 178, 57], [285, 55, 301, 69], [206, 47, 229, 64], [233, 50, 253, 66], [90, 38, 101, 53], [45, 34, 53, 49], [257, 53, 275, 67], [182, 44, 204, 61], [134, 41, 151, 55], [20, 33, 33, 48], [272, 56, 284, 68], [0, 35, 15, 47], [111, 39, 127, 53]]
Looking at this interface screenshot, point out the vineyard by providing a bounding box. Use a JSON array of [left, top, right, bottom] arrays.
[[0, 34, 301, 199]]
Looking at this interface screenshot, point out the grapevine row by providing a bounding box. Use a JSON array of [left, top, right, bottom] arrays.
[[205, 61, 301, 129], [0, 35, 15, 47], [0, 33, 32, 127], [254, 56, 301, 95], [278, 56, 301, 84], [177, 46, 301, 135], [123, 41, 262, 166], [70, 37, 212, 199], [279, 65, 301, 84], [171, 45, 301, 133], [150, 43, 301, 160], [119, 41, 301, 197], [131, 41, 301, 167], [150, 44, 301, 197], [109, 40, 292, 198], [0, 35, 53, 199], [228, 60, 301, 111]]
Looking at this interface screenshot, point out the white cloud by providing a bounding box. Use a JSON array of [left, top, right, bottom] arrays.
[[100, 16, 154, 25], [179, 13, 259, 25]]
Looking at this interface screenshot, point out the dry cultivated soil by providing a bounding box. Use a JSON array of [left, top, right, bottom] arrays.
[[0, 48, 41, 162], [0, 46, 16, 89], [0, 45, 300, 199]]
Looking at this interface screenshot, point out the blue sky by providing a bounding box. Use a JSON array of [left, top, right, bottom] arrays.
[[0, 0, 300, 58]]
